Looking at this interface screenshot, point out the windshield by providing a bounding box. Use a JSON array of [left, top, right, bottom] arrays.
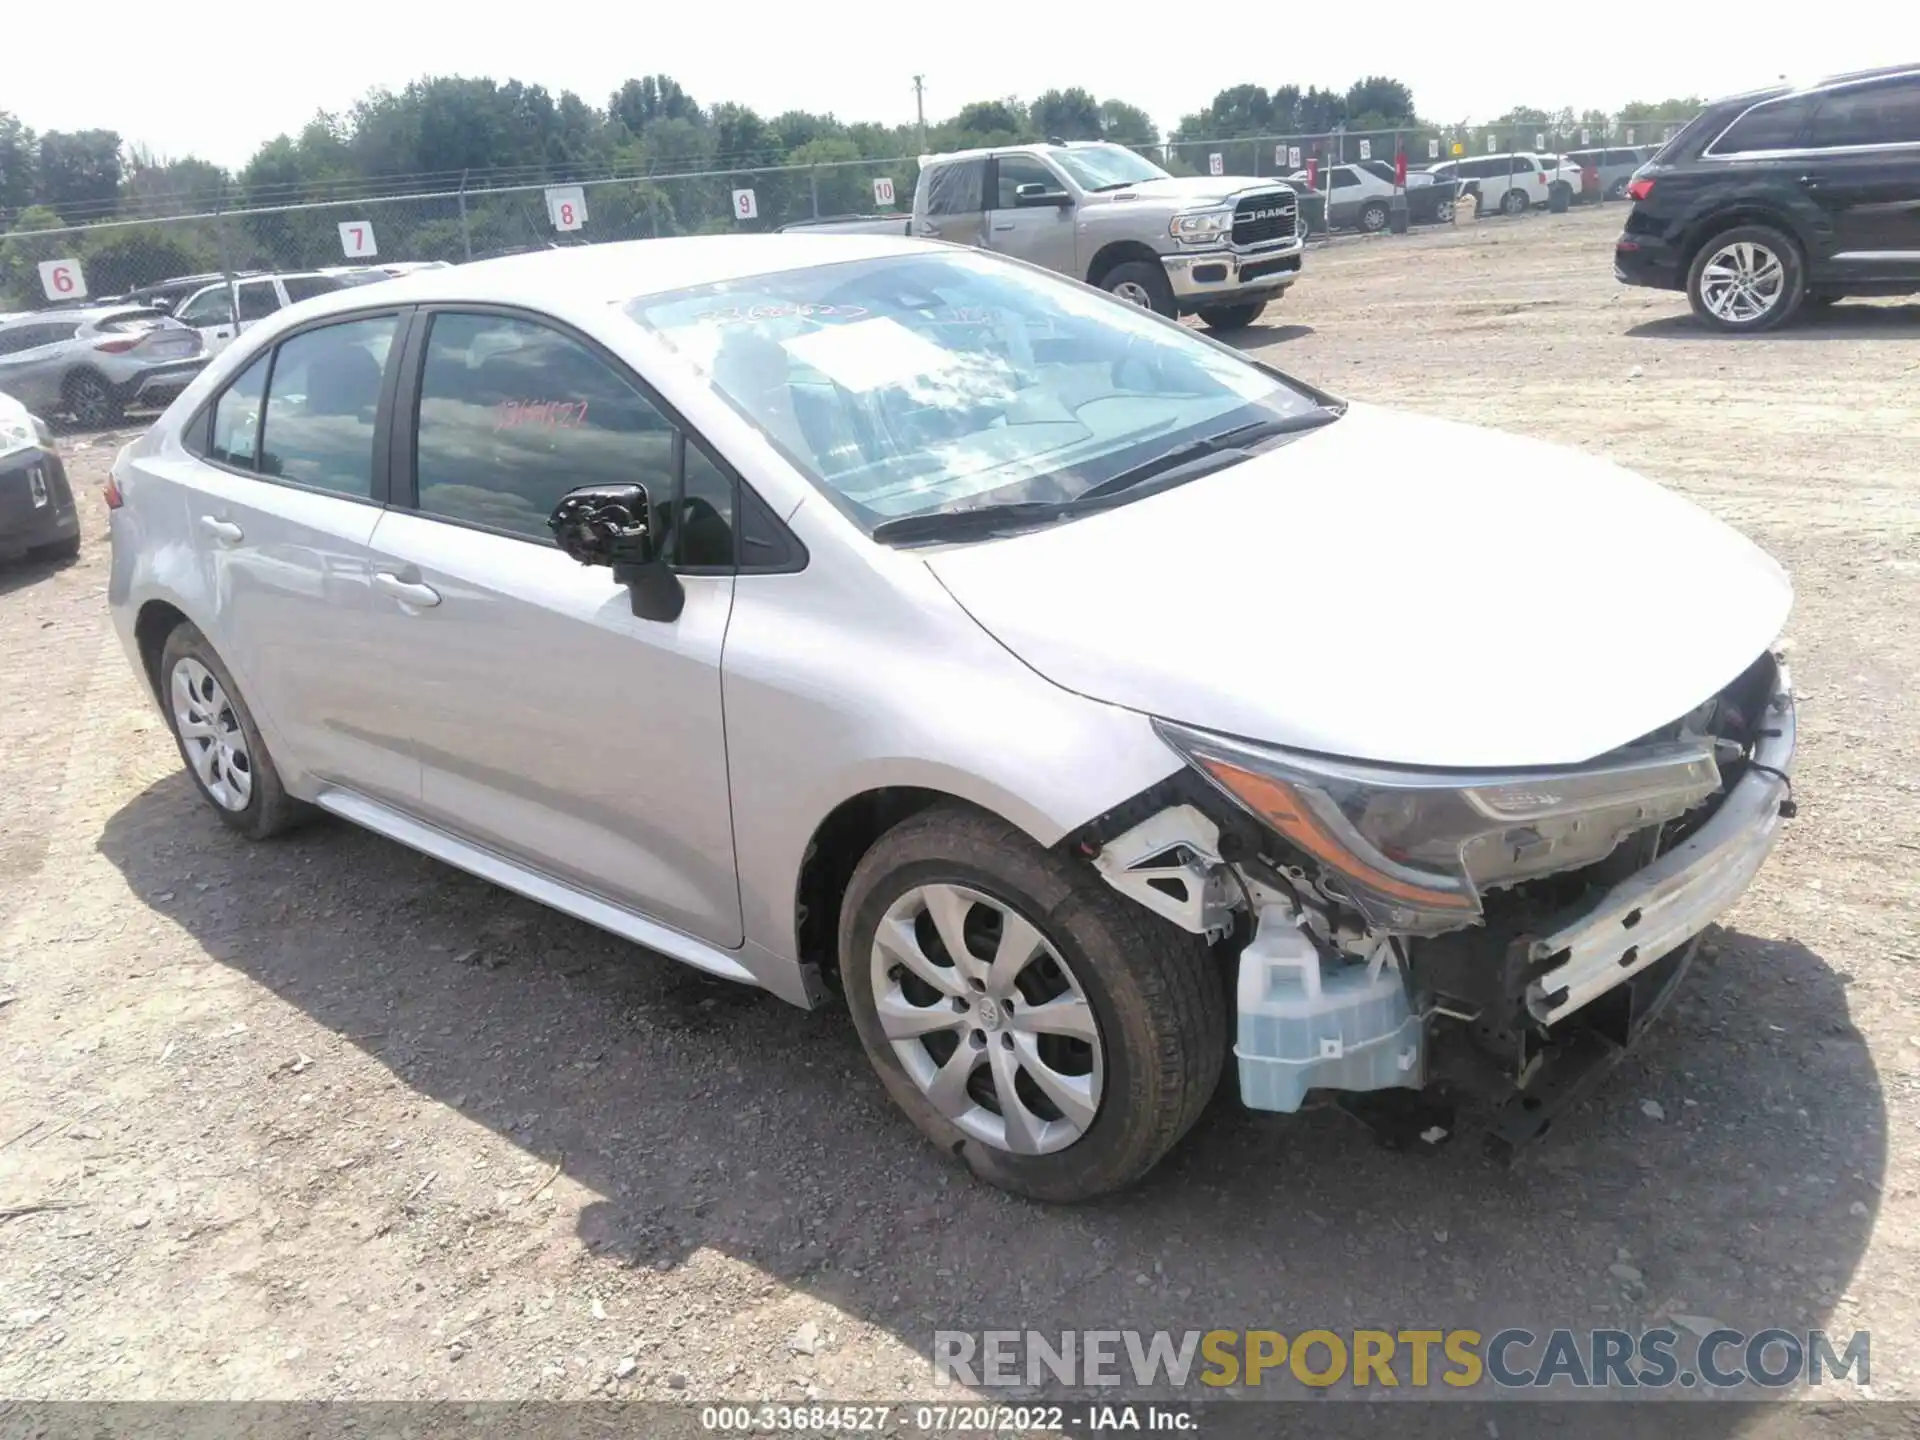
[[1047, 144, 1171, 191], [626, 250, 1323, 530]]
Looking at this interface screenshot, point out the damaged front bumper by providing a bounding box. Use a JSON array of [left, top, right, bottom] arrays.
[[1523, 662, 1795, 1026]]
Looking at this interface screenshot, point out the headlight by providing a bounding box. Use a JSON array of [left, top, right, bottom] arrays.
[[0, 398, 48, 461], [1168, 209, 1234, 243], [1155, 719, 1722, 932]]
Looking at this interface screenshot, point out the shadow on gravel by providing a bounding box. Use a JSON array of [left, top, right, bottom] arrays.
[[100, 773, 1885, 1409], [0, 544, 81, 598], [1628, 304, 1920, 340], [1219, 323, 1315, 349]]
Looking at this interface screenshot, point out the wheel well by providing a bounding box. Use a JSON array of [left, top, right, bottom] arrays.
[[792, 786, 964, 977], [135, 600, 189, 700], [1680, 209, 1805, 280], [1086, 241, 1164, 288]]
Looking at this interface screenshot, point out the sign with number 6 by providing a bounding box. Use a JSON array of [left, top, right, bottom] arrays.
[[38, 259, 86, 301], [873, 176, 896, 207], [732, 188, 758, 221], [546, 186, 588, 232], [339, 221, 377, 258]]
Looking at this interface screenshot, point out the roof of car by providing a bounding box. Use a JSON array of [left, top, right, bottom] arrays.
[[305, 234, 945, 312], [0, 302, 159, 327], [918, 140, 1116, 165]]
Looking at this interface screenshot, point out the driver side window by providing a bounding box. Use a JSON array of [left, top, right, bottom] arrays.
[[177, 287, 233, 327], [993, 155, 1060, 209]]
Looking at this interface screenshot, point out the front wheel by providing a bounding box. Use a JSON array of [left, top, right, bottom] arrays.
[[1433, 198, 1455, 223], [1196, 300, 1268, 332], [1358, 200, 1389, 233], [64, 370, 122, 428], [1098, 260, 1177, 318], [1500, 188, 1529, 216], [1686, 225, 1806, 333], [839, 805, 1227, 1203]]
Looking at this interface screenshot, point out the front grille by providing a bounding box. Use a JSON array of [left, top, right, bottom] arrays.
[[1231, 193, 1297, 247]]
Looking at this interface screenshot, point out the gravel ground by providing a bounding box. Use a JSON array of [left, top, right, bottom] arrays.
[[1, 205, 1916, 1422]]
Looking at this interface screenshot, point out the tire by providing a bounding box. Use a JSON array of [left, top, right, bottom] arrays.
[[839, 804, 1228, 1203], [1605, 177, 1629, 202], [1433, 198, 1455, 223], [158, 622, 306, 840], [63, 370, 123, 428], [30, 532, 81, 563], [1098, 260, 1177, 318], [1500, 188, 1529, 217], [1685, 224, 1806, 334], [1196, 300, 1267, 332], [1358, 200, 1389, 233]]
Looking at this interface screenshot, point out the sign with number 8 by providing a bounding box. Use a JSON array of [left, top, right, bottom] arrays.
[[546, 185, 587, 232]]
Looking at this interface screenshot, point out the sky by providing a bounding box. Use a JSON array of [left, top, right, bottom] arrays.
[[15, 2, 1920, 169]]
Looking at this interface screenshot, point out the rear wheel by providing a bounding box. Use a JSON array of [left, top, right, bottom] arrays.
[[1196, 300, 1267, 332], [1686, 225, 1806, 333], [1605, 176, 1630, 201], [63, 370, 122, 428], [1098, 260, 1176, 318], [1358, 200, 1389, 233], [159, 622, 306, 839], [1433, 198, 1456, 223], [839, 805, 1227, 1203], [1500, 188, 1529, 216]]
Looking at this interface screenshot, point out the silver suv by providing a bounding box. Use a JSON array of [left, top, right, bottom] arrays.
[[108, 237, 1797, 1201]]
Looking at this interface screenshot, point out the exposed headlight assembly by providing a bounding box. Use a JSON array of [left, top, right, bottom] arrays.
[[0, 397, 49, 462], [1168, 209, 1234, 243], [1155, 719, 1723, 933]]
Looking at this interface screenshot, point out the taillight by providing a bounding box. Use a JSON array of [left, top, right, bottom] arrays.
[[94, 337, 139, 354], [104, 473, 124, 510], [1627, 177, 1656, 202]]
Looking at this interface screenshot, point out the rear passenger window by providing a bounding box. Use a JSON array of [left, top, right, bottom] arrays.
[[238, 282, 283, 322], [209, 354, 268, 468], [257, 316, 397, 497], [411, 312, 735, 560], [1808, 79, 1920, 149], [1712, 97, 1815, 154], [923, 160, 985, 216], [282, 275, 344, 303]]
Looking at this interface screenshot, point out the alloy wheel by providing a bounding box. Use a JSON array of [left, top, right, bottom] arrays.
[[1109, 280, 1155, 309], [170, 657, 253, 811], [1698, 241, 1786, 324], [869, 882, 1103, 1155]]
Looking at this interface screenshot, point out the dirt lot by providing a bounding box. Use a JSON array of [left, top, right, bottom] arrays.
[[2, 204, 1917, 1419]]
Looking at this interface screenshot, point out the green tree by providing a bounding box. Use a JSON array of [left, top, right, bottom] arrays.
[[1098, 99, 1158, 146], [36, 130, 123, 221], [0, 204, 66, 306], [0, 112, 35, 216], [1031, 88, 1103, 141], [1345, 76, 1416, 126]]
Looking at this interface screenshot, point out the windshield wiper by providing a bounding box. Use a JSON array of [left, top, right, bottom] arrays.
[[1071, 409, 1342, 504], [1086, 181, 1139, 193], [870, 409, 1343, 548]]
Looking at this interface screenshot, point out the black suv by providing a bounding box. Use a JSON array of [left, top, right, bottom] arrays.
[[1614, 66, 1920, 331]]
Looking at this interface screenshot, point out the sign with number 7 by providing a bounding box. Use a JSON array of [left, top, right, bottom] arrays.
[[338, 221, 378, 258]]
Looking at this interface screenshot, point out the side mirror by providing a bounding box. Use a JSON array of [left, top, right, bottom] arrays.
[[1014, 182, 1073, 208], [548, 483, 684, 622]]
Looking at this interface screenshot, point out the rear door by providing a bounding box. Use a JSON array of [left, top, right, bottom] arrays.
[[985, 153, 1078, 277], [175, 308, 419, 804], [1799, 75, 1920, 282], [363, 307, 745, 945], [918, 158, 988, 248]]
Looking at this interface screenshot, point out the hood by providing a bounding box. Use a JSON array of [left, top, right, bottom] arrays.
[[1088, 175, 1291, 210], [926, 404, 1792, 769]]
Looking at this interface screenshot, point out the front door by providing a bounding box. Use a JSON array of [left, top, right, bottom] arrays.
[[1801, 76, 1920, 282], [364, 308, 744, 946], [986, 154, 1079, 277]]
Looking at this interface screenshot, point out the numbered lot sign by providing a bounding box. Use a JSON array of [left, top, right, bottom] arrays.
[[1581, 128, 1592, 145], [1535, 132, 1546, 150], [339, 221, 378, 258], [1428, 138, 1440, 158], [546, 186, 587, 232], [38, 259, 85, 301], [1358, 140, 1372, 160], [1287, 146, 1301, 168], [1208, 153, 1223, 175], [732, 188, 758, 221], [1486, 134, 1497, 152], [873, 176, 896, 207]]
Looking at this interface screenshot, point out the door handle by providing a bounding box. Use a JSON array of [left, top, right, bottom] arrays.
[[198, 516, 243, 545], [1799, 175, 1822, 189], [373, 572, 442, 608], [991, 221, 1016, 232]]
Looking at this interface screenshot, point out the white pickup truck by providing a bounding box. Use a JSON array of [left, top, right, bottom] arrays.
[[781, 141, 1305, 331]]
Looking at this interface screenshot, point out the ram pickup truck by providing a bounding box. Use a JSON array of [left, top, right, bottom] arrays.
[[781, 140, 1305, 330]]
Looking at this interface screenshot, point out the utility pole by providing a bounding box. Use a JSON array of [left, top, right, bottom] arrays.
[[912, 74, 927, 155]]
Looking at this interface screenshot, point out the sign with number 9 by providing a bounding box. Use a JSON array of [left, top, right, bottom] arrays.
[[732, 188, 758, 221]]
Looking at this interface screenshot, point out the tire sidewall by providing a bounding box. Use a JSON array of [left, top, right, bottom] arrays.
[[66, 371, 116, 426], [1686, 224, 1806, 333], [1503, 189, 1528, 216], [841, 843, 1183, 1201], [1100, 260, 1176, 318], [159, 624, 282, 837], [1360, 202, 1388, 232]]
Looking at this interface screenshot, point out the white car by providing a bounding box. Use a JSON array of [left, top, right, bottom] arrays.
[[1427, 153, 1554, 215], [168, 272, 361, 357], [107, 235, 1796, 1201]]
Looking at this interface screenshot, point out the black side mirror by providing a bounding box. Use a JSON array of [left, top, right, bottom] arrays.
[[1014, 182, 1073, 208], [548, 483, 684, 623]]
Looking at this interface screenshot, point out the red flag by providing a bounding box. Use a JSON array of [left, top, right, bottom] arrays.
[[1305, 157, 1319, 187], [1394, 147, 1408, 187]]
